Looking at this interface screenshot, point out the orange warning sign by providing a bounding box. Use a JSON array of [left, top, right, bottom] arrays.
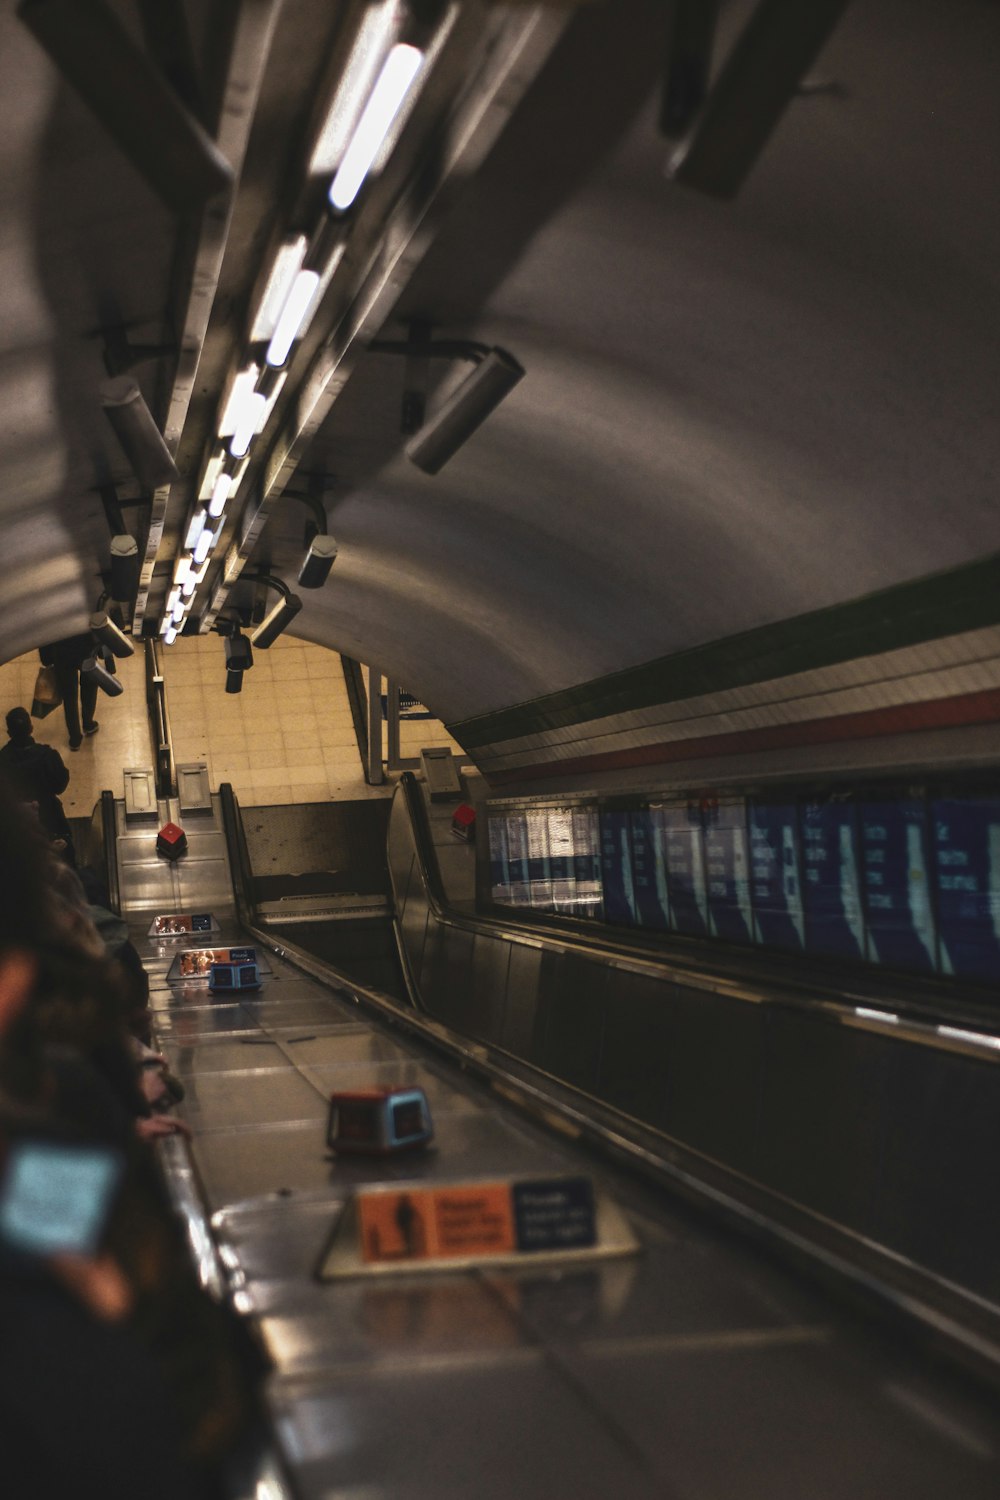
[[358, 1183, 516, 1265]]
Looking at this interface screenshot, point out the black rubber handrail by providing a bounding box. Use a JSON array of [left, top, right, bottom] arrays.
[[100, 789, 120, 915], [217, 781, 255, 924]]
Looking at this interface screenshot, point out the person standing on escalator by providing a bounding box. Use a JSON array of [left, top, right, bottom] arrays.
[[0, 707, 75, 865], [39, 635, 100, 751]]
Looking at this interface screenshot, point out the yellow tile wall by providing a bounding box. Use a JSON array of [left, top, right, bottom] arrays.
[[0, 638, 464, 814]]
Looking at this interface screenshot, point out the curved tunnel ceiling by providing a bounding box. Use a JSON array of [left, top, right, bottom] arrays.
[[2, 0, 999, 786]]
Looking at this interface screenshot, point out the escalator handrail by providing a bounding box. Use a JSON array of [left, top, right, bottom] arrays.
[[217, 781, 255, 925], [100, 789, 121, 915]]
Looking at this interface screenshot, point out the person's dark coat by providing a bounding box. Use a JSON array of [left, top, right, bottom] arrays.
[[0, 738, 72, 847]]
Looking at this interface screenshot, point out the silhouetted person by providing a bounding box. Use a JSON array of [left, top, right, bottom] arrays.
[[0, 706, 75, 864], [39, 635, 100, 750]]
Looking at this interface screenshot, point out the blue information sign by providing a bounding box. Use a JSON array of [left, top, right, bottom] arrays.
[[859, 799, 936, 971], [599, 810, 638, 927], [660, 803, 708, 935], [749, 802, 804, 951], [630, 809, 670, 930], [930, 797, 1000, 982], [703, 801, 753, 943]]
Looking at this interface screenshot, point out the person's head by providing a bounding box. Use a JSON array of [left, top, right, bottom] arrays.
[[5, 707, 32, 747]]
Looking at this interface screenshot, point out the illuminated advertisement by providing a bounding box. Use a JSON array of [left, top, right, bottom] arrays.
[[629, 808, 670, 930], [599, 809, 638, 927], [930, 796, 1000, 982], [859, 799, 936, 972], [801, 799, 865, 960], [704, 801, 753, 944], [660, 803, 708, 936], [749, 802, 804, 951], [571, 808, 603, 918]]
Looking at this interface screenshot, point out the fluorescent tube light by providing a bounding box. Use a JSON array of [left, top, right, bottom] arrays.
[[208, 473, 232, 519], [171, 599, 186, 624], [160, 615, 172, 636], [265, 270, 321, 368], [199, 451, 225, 500], [181, 574, 197, 598], [310, 0, 403, 175], [218, 366, 260, 438], [250, 236, 308, 342], [164, 625, 178, 645], [229, 392, 266, 458], [184, 511, 207, 550], [193, 528, 214, 565], [328, 43, 423, 212]]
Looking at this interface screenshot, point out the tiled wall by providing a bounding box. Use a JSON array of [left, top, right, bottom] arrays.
[[0, 637, 463, 815]]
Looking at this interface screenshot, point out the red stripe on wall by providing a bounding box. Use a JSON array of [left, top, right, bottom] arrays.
[[487, 687, 1000, 786]]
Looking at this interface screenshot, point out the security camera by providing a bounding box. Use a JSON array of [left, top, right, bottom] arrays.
[[405, 348, 524, 474], [225, 634, 253, 672], [298, 534, 338, 589], [90, 610, 136, 658], [81, 656, 124, 697], [249, 592, 302, 649]]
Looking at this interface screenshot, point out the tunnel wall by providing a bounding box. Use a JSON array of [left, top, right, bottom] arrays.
[[449, 559, 1000, 793]]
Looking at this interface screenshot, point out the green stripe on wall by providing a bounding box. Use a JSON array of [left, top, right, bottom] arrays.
[[451, 553, 1000, 751]]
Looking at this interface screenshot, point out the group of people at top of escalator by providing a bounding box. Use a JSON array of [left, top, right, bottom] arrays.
[[0, 769, 267, 1496]]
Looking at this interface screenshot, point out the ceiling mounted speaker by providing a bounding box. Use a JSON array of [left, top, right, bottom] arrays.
[[100, 377, 179, 492], [17, 0, 233, 216], [667, 0, 851, 199]]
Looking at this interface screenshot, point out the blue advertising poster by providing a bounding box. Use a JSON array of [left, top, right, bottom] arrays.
[[599, 809, 638, 927], [546, 809, 577, 915], [703, 801, 753, 944], [749, 802, 804, 951], [488, 816, 510, 903], [525, 810, 554, 911], [930, 797, 1000, 982], [801, 799, 865, 960], [660, 803, 708, 936], [629, 809, 670, 930], [859, 799, 936, 972], [571, 809, 603, 918]]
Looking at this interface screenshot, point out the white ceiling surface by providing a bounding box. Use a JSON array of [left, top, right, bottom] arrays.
[[1, 1, 998, 729]]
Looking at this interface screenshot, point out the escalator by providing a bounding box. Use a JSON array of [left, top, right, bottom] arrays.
[[234, 797, 408, 1001], [97, 776, 1000, 1500]]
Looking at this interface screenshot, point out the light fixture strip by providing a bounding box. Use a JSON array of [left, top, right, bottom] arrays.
[[328, 43, 424, 212], [250, 236, 308, 343], [310, 0, 403, 175], [266, 271, 321, 368], [229, 391, 267, 458], [218, 366, 261, 439]]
